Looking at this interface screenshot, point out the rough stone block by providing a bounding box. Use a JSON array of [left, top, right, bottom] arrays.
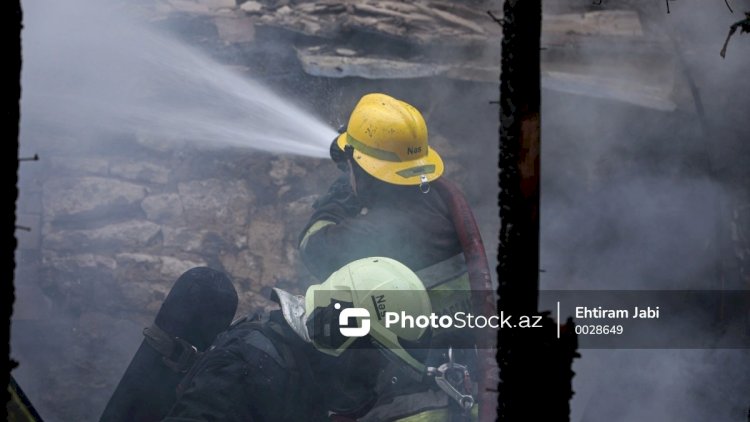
[[165, 0, 211, 14], [44, 220, 162, 251], [43, 177, 148, 222], [161, 226, 206, 253], [219, 249, 262, 283], [48, 156, 110, 176], [214, 16, 256, 43], [141, 193, 184, 222], [199, 0, 236, 10], [41, 252, 117, 277], [268, 157, 307, 186], [120, 281, 169, 310], [111, 161, 170, 185], [159, 256, 206, 279], [239, 1, 262, 13], [115, 252, 162, 281], [178, 178, 251, 226]]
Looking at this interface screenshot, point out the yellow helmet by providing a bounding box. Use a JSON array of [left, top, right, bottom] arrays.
[[336, 93, 444, 185]]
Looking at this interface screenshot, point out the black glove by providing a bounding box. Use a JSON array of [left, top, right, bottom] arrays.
[[329, 137, 349, 172]]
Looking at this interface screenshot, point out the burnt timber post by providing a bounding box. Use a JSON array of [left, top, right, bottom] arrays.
[[498, 0, 577, 420]]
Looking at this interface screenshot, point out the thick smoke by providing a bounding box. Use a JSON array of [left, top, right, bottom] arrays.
[[539, 0, 750, 420], [14, 1, 502, 421], [12, 0, 749, 420]]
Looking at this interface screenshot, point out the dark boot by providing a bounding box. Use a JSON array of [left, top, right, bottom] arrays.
[[99, 267, 238, 422]]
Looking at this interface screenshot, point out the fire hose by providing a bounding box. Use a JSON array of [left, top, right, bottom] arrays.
[[433, 178, 498, 422]]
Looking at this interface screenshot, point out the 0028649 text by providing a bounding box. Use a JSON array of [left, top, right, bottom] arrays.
[[574, 325, 624, 335]]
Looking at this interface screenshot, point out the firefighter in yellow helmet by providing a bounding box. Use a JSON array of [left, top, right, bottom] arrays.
[[298, 93, 484, 421], [299, 93, 456, 280]]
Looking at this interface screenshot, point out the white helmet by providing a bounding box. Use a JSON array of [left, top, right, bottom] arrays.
[[274, 257, 432, 373]]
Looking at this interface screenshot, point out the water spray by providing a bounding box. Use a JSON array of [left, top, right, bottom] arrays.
[[21, 0, 337, 158]]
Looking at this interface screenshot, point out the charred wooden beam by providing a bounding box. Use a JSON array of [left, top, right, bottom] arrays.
[[498, 0, 578, 420], [4, 0, 22, 411], [498, 0, 541, 321]]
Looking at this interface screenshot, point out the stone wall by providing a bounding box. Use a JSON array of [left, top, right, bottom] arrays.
[[17, 140, 343, 324]]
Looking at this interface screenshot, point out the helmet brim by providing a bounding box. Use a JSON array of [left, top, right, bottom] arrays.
[[336, 133, 444, 186]]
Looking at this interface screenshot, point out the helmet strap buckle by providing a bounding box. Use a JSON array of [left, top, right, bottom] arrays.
[[419, 175, 430, 194]]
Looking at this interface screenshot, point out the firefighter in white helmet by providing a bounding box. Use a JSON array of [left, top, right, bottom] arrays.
[[162, 257, 475, 422]]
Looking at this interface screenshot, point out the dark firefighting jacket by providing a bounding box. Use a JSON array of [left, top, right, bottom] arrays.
[[162, 311, 330, 422], [298, 175, 464, 282]]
